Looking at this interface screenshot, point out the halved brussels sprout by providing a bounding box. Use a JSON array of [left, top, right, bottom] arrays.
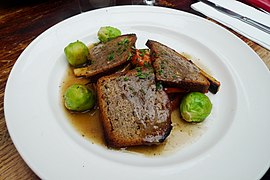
[[64, 84, 95, 111], [180, 92, 212, 123]]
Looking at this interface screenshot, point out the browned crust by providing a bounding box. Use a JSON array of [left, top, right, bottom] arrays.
[[189, 60, 221, 94], [146, 40, 210, 93], [159, 77, 210, 93]]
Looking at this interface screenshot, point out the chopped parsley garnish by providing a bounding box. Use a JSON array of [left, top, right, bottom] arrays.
[[158, 69, 163, 75], [135, 67, 149, 79], [135, 67, 142, 72], [124, 77, 129, 81], [156, 81, 163, 90], [118, 38, 129, 46], [127, 52, 133, 61], [139, 49, 147, 57], [136, 72, 147, 79], [143, 61, 152, 68], [108, 51, 115, 61], [116, 38, 129, 54]]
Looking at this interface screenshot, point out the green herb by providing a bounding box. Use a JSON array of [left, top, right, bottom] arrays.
[[108, 51, 115, 61], [124, 77, 129, 81], [118, 38, 129, 45], [116, 46, 122, 53], [116, 38, 130, 54], [172, 75, 177, 79], [135, 67, 144, 78], [158, 69, 163, 75], [156, 82, 163, 90], [143, 61, 152, 68], [136, 72, 147, 79], [135, 67, 150, 79], [139, 49, 147, 57], [135, 67, 142, 72], [127, 52, 133, 61]]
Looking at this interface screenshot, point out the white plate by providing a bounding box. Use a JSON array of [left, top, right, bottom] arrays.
[[4, 5, 270, 180]]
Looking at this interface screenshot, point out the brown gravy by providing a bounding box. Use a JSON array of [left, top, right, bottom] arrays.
[[60, 68, 206, 156]]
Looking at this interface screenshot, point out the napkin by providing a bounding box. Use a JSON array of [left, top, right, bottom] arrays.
[[191, 0, 270, 50], [241, 0, 270, 13]]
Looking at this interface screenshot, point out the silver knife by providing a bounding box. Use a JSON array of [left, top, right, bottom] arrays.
[[199, 0, 270, 34]]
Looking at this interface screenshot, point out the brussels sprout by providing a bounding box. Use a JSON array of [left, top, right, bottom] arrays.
[[64, 40, 89, 67], [97, 26, 121, 43], [180, 92, 212, 123], [64, 84, 95, 111]]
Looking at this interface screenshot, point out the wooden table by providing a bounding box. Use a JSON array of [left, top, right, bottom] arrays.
[[0, 0, 269, 179]]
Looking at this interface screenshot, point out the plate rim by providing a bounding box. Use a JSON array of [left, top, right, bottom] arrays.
[[4, 5, 270, 179]]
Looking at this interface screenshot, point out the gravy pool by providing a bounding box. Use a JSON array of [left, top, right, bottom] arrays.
[[61, 68, 206, 156]]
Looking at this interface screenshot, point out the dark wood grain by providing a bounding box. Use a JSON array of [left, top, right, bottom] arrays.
[[0, 0, 269, 179], [0, 1, 82, 179]]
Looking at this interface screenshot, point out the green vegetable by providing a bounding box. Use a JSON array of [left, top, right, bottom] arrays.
[[64, 40, 89, 67], [180, 92, 212, 123], [97, 26, 121, 43], [64, 84, 95, 111]]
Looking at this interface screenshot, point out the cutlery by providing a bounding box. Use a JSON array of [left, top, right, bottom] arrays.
[[199, 0, 270, 34]]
